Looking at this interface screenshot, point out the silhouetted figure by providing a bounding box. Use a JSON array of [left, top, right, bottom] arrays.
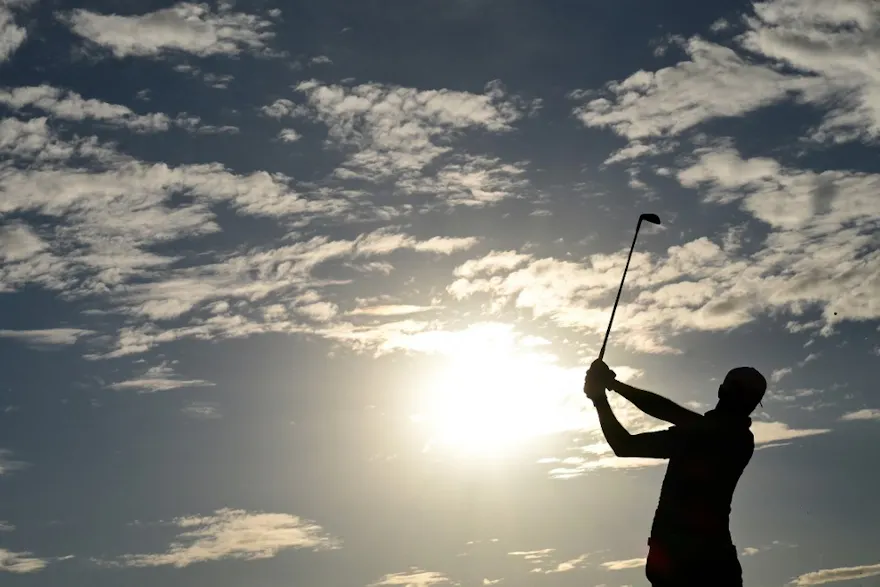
[[584, 360, 766, 587]]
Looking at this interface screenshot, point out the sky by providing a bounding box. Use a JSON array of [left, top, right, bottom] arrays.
[[0, 0, 878, 585]]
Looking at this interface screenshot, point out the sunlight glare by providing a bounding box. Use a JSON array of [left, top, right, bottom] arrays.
[[414, 326, 589, 457]]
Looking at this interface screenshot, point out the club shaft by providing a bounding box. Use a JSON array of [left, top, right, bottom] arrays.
[[598, 219, 642, 361]]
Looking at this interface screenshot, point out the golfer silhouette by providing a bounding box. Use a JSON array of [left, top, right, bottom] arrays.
[[584, 359, 766, 587]]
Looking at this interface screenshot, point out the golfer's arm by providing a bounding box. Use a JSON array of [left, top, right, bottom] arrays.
[[608, 380, 702, 427], [591, 396, 633, 457]]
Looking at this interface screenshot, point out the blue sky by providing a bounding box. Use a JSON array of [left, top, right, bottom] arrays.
[[0, 0, 878, 585]]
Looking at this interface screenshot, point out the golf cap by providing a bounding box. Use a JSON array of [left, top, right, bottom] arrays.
[[724, 366, 767, 408]]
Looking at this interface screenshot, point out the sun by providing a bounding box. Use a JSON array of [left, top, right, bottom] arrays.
[[412, 331, 588, 457]]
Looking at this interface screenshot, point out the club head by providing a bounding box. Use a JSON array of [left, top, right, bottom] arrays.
[[639, 213, 661, 225]]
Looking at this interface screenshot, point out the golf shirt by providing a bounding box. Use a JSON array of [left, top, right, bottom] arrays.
[[647, 409, 755, 549]]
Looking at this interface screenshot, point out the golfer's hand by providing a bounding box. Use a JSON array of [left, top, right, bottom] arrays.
[[584, 360, 617, 401]]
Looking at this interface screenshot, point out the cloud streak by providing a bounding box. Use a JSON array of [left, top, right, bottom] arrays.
[[63, 3, 278, 59], [0, 549, 48, 574], [116, 508, 338, 568], [109, 363, 214, 393], [791, 562, 880, 586]]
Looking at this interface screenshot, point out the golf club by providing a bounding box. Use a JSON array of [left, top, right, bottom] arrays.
[[597, 213, 661, 361]]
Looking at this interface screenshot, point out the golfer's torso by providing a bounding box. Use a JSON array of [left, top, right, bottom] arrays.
[[650, 424, 754, 547]]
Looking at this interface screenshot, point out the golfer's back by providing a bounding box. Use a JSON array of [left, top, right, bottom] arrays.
[[651, 409, 754, 552]]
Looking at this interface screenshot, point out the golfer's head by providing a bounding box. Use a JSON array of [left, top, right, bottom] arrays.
[[718, 366, 766, 415]]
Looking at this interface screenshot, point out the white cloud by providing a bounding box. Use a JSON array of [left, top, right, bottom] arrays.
[[751, 421, 831, 444], [0, 85, 171, 131], [771, 367, 793, 383], [295, 301, 339, 322], [259, 99, 309, 119], [369, 569, 452, 587], [453, 250, 532, 278], [741, 0, 880, 143], [840, 409, 880, 421], [0, 521, 13, 532], [0, 119, 356, 299], [508, 549, 556, 563], [710, 18, 731, 32], [604, 140, 676, 165], [117, 508, 338, 568], [0, 549, 48, 574], [601, 558, 646, 570], [278, 128, 301, 142], [0, 328, 93, 346], [0, 0, 31, 63], [450, 228, 871, 354], [181, 402, 222, 420], [572, 37, 813, 141], [0, 449, 25, 475], [62, 3, 277, 58], [294, 79, 530, 204], [397, 155, 529, 207], [109, 362, 214, 393], [791, 562, 880, 586], [541, 554, 591, 574], [576, 1, 880, 152], [0, 222, 47, 262], [348, 305, 438, 317]]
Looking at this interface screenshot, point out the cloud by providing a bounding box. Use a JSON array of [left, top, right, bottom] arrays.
[[348, 305, 439, 317], [674, 146, 879, 333], [259, 99, 310, 119], [0, 0, 31, 63], [0, 521, 13, 532], [0, 549, 48, 574], [572, 37, 814, 141], [508, 548, 556, 563], [0, 449, 25, 475], [790, 562, 880, 586], [508, 548, 593, 574], [0, 85, 171, 131], [278, 128, 301, 142], [62, 3, 277, 59], [0, 222, 47, 262], [172, 64, 234, 89], [453, 250, 533, 278], [771, 367, 793, 383], [541, 554, 591, 574], [604, 140, 677, 165], [293, 79, 531, 205], [0, 328, 93, 346], [742, 541, 796, 557], [577, 1, 880, 154], [369, 569, 452, 587], [446, 203, 876, 353], [601, 557, 646, 570], [78, 228, 479, 357], [116, 508, 338, 568], [109, 362, 214, 393], [741, 0, 880, 143], [840, 409, 880, 421], [0, 118, 357, 301], [181, 402, 222, 420], [751, 421, 831, 444]]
